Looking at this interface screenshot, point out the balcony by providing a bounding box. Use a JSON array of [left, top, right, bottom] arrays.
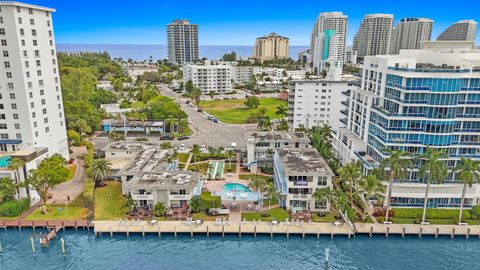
[[341, 90, 351, 96], [131, 194, 155, 201], [169, 194, 192, 201], [340, 118, 348, 125], [341, 100, 349, 107]]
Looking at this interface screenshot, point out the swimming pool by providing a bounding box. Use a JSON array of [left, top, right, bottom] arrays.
[[0, 229, 479, 269], [223, 183, 252, 193]]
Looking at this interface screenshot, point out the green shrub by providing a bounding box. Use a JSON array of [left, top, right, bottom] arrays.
[[393, 208, 471, 220], [0, 198, 30, 217], [160, 142, 172, 149], [470, 205, 480, 219]]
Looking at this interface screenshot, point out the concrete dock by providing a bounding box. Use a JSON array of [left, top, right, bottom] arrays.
[[93, 220, 480, 239]]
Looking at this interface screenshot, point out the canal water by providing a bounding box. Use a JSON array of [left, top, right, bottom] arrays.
[[0, 229, 478, 269]]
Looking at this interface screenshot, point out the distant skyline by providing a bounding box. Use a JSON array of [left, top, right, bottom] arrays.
[[24, 0, 480, 46]]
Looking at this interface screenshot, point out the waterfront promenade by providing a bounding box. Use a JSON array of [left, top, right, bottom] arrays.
[[93, 220, 480, 239]]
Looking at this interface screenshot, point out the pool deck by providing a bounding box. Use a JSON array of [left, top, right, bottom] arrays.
[[92, 220, 480, 239]]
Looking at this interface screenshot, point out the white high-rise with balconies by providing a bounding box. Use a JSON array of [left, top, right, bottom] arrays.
[[310, 12, 348, 72], [0, 2, 68, 202], [437, 20, 477, 42], [353, 14, 394, 59], [390, 17, 433, 55], [167, 19, 199, 64]]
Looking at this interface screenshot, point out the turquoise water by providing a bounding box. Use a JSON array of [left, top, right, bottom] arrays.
[[0, 229, 479, 269], [223, 183, 252, 193]]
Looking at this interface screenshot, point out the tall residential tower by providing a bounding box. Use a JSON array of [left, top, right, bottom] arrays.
[[437, 20, 478, 42], [252, 33, 289, 62], [353, 14, 394, 59], [390, 17, 433, 54], [167, 19, 199, 64], [310, 12, 348, 71]]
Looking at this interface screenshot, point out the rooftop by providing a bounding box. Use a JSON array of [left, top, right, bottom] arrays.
[[103, 141, 158, 153], [0, 1, 55, 12], [277, 148, 334, 176], [128, 171, 200, 190], [248, 131, 309, 143]]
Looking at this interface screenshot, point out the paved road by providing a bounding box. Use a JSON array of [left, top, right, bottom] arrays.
[[158, 85, 257, 149]]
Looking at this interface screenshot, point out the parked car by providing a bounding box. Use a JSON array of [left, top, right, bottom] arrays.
[[178, 136, 190, 140], [212, 118, 218, 123], [186, 100, 191, 104], [207, 115, 213, 120], [160, 134, 174, 140], [197, 108, 203, 112]]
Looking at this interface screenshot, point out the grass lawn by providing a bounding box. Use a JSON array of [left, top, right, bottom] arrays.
[[311, 212, 336, 223], [177, 153, 190, 163], [188, 162, 210, 175], [241, 207, 289, 222], [0, 216, 19, 220], [26, 205, 88, 220], [66, 164, 77, 182], [225, 162, 236, 173], [94, 181, 127, 220], [200, 191, 221, 209], [200, 98, 287, 124], [191, 211, 228, 221], [239, 174, 273, 182]]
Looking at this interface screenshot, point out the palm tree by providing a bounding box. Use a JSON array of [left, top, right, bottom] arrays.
[[191, 144, 201, 164], [454, 158, 480, 223], [226, 149, 235, 171], [418, 147, 448, 223], [8, 157, 25, 199], [123, 197, 137, 215], [90, 158, 112, 187], [153, 202, 167, 217], [357, 174, 386, 221], [381, 148, 412, 222], [248, 175, 267, 204], [0, 177, 18, 203], [178, 118, 189, 133], [265, 182, 280, 210], [313, 186, 336, 214], [266, 148, 275, 159], [165, 115, 176, 134], [337, 160, 362, 208], [275, 104, 288, 118]]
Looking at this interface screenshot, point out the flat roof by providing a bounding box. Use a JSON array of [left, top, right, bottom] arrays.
[[102, 141, 158, 152], [0, 1, 55, 12], [277, 148, 334, 176], [248, 131, 309, 143], [128, 171, 200, 190]]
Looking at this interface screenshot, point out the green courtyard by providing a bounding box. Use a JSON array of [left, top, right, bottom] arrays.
[[200, 97, 287, 124]]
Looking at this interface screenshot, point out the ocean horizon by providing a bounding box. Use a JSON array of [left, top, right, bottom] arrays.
[[56, 43, 309, 62]]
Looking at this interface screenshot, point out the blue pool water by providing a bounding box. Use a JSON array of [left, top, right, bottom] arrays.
[[223, 183, 252, 193], [0, 229, 479, 269]]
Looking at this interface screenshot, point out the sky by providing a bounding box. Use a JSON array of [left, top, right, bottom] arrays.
[[25, 0, 480, 46]]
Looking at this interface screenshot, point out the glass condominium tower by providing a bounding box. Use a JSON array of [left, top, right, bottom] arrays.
[[348, 41, 480, 208]]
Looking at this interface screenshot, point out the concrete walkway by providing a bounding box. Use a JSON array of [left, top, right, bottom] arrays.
[[49, 159, 85, 204], [183, 153, 193, 171]]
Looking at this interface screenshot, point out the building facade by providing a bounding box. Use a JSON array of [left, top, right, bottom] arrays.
[[353, 14, 394, 59], [252, 33, 289, 62], [344, 49, 357, 64], [390, 17, 433, 55], [310, 12, 348, 73], [335, 41, 480, 208], [437, 20, 477, 42], [167, 19, 199, 64], [183, 62, 233, 94], [273, 148, 334, 212], [288, 77, 356, 132]]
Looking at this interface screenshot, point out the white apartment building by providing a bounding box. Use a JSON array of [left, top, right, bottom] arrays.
[[183, 62, 233, 94], [0, 2, 68, 203], [273, 148, 334, 212], [288, 75, 356, 132], [233, 66, 261, 85], [245, 131, 310, 172], [310, 12, 348, 73], [335, 41, 480, 208], [344, 49, 357, 64], [353, 14, 394, 59], [390, 17, 433, 55], [252, 33, 289, 62], [167, 19, 199, 64], [286, 70, 306, 80], [437, 20, 477, 42]]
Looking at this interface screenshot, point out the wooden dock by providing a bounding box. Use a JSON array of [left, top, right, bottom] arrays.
[[0, 220, 91, 230], [93, 220, 480, 239]]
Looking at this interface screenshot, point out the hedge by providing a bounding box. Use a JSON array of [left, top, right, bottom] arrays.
[[0, 198, 30, 217], [393, 208, 471, 220]]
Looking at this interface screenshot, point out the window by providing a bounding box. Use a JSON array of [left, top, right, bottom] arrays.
[[40, 90, 44, 95], [0, 17, 3, 24], [16, 134, 21, 139], [34, 131, 38, 137], [39, 79, 43, 86], [9, 93, 15, 99], [47, 21, 51, 27], [0, 28, 4, 35], [7, 82, 13, 89], [29, 19, 34, 25], [1, 133, 8, 139], [32, 112, 35, 118], [0, 124, 6, 129], [21, 40, 25, 46], [5, 72, 11, 78], [30, 102, 34, 108], [43, 118, 48, 124], [4, 61, 9, 68], [2, 50, 8, 57], [19, 28, 24, 35], [22, 50, 27, 57], [37, 70, 41, 76], [18, 18, 22, 24], [24, 61, 29, 68], [45, 127, 49, 133], [41, 99, 45, 105], [42, 108, 47, 114], [28, 92, 32, 98], [0, 39, 6, 46], [0, 114, 5, 119], [13, 113, 18, 120], [36, 60, 40, 67], [26, 71, 29, 78], [14, 123, 20, 129], [48, 30, 52, 37], [32, 40, 37, 46], [31, 29, 36, 36], [49, 40, 53, 46], [16, 7, 21, 13], [28, 8, 33, 14]]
